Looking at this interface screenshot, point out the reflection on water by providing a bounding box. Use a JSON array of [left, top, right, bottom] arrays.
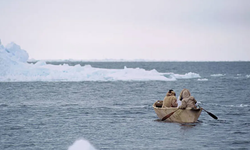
[[180, 121, 202, 130], [154, 119, 203, 130], [154, 119, 202, 125]]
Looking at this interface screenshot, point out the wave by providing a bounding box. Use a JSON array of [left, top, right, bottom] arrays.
[[210, 74, 250, 80], [0, 41, 201, 82], [225, 104, 249, 108], [205, 103, 249, 108]]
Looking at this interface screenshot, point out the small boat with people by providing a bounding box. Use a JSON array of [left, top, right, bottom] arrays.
[[153, 89, 218, 123], [153, 100, 202, 123]]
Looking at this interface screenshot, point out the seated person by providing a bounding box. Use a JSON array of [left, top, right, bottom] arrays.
[[178, 88, 197, 109], [162, 90, 178, 108]]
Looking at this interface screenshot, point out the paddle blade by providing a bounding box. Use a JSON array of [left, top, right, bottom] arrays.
[[199, 105, 218, 120], [161, 111, 176, 121], [207, 111, 218, 120]]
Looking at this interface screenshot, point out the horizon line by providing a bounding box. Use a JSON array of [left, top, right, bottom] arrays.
[[27, 59, 250, 63]]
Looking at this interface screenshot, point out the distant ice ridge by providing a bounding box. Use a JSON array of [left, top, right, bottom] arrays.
[[68, 139, 96, 150], [0, 40, 201, 82]]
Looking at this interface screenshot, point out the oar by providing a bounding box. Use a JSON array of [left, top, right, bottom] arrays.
[[199, 105, 218, 120], [161, 109, 179, 121]]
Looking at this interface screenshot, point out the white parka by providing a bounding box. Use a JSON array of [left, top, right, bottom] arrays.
[[178, 89, 197, 109]]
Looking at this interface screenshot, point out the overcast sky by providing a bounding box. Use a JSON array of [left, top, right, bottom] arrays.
[[0, 0, 250, 61]]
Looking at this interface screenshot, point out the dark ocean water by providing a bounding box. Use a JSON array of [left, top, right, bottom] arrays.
[[1, 62, 250, 150]]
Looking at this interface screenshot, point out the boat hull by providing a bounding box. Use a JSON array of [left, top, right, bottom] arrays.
[[153, 101, 202, 123]]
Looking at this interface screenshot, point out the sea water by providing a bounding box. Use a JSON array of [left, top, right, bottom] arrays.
[[1, 61, 250, 150]]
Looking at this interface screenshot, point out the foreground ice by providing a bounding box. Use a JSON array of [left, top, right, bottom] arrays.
[[0, 40, 201, 82], [68, 139, 96, 150]]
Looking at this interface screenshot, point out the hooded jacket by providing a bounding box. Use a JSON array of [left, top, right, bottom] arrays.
[[162, 90, 178, 108], [178, 89, 197, 109]]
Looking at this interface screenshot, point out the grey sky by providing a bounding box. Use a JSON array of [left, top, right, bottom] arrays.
[[0, 0, 250, 61]]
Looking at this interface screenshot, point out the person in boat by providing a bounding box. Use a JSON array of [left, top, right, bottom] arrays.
[[162, 90, 178, 108], [178, 88, 197, 109]]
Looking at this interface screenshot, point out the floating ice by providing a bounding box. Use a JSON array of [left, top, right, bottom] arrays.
[[211, 74, 225, 77], [198, 78, 208, 81], [162, 72, 200, 79], [175, 72, 200, 79], [68, 139, 96, 150], [246, 75, 250, 78], [0, 40, 202, 82]]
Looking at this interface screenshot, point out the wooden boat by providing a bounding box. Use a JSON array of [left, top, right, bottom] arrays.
[[153, 100, 202, 123]]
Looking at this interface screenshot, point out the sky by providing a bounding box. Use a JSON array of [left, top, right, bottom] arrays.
[[0, 0, 250, 61]]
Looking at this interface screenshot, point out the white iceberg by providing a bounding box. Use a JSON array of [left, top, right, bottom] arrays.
[[0, 40, 202, 82]]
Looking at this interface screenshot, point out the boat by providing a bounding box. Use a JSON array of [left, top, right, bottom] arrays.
[[153, 100, 202, 123]]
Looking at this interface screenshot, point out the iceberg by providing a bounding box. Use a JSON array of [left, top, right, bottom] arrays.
[[5, 42, 29, 63], [0, 40, 202, 82], [0, 41, 29, 77]]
